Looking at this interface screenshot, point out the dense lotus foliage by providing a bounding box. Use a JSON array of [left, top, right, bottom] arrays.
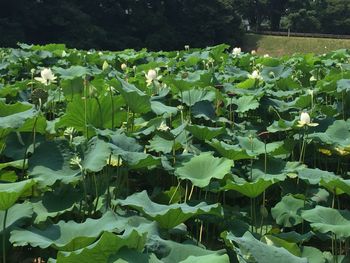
[[1, 43, 350, 262]]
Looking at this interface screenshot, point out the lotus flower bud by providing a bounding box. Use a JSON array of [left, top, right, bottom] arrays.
[[121, 63, 127, 71], [147, 69, 157, 80], [102, 61, 109, 71], [300, 112, 311, 125]]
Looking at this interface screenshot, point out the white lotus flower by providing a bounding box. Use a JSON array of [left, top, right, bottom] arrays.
[[251, 50, 257, 55], [184, 45, 190, 51], [34, 68, 57, 86], [121, 63, 127, 71], [145, 69, 161, 86], [297, 112, 318, 127], [310, 76, 317, 82], [248, 70, 262, 80], [157, 121, 170, 132], [263, 54, 270, 58], [232, 47, 241, 56]]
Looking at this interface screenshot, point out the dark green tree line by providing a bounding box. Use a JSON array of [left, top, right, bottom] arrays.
[[0, 0, 244, 50]]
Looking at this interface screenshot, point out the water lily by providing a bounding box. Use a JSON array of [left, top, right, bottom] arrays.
[[297, 112, 318, 127], [248, 70, 262, 80], [34, 68, 57, 86], [232, 47, 241, 56]]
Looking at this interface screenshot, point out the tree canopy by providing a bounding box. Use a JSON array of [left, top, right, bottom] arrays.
[[0, 0, 349, 50]]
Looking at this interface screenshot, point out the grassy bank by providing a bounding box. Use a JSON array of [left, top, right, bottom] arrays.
[[243, 33, 350, 56]]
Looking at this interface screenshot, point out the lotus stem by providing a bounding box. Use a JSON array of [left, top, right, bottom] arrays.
[[188, 185, 195, 200], [169, 180, 181, 204], [109, 87, 115, 130], [83, 79, 88, 138], [2, 209, 8, 263], [94, 97, 103, 128], [93, 172, 99, 213], [199, 221, 204, 243]]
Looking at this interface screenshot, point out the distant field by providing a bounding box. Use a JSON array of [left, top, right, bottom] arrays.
[[243, 33, 350, 56]]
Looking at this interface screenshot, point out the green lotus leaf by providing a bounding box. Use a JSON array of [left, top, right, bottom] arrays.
[[309, 120, 350, 147], [222, 231, 307, 263], [108, 247, 161, 263], [275, 232, 314, 244], [56, 230, 147, 263], [28, 140, 81, 186], [82, 137, 111, 172], [181, 89, 216, 106], [237, 136, 284, 157], [112, 77, 151, 114], [301, 246, 326, 263], [0, 179, 35, 210], [233, 95, 259, 113], [298, 168, 339, 184], [206, 139, 251, 161], [337, 79, 350, 93], [10, 211, 126, 251], [150, 100, 178, 117], [115, 190, 222, 229], [237, 78, 255, 89], [223, 175, 277, 198], [261, 235, 301, 256], [320, 177, 350, 196], [0, 159, 26, 171], [147, 135, 174, 154], [147, 237, 228, 263], [32, 185, 82, 223], [58, 95, 125, 135], [186, 125, 225, 141], [175, 152, 233, 188], [271, 195, 305, 227], [261, 65, 292, 81], [179, 253, 229, 263], [192, 100, 216, 120], [53, 65, 90, 80], [252, 159, 302, 182], [0, 202, 33, 233], [0, 101, 37, 130], [302, 206, 350, 238]]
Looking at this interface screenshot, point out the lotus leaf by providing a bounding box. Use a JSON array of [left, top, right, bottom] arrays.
[[0, 179, 35, 210], [222, 231, 307, 263], [175, 152, 233, 188], [271, 195, 305, 227], [302, 206, 350, 238], [10, 211, 126, 251], [115, 190, 222, 229]]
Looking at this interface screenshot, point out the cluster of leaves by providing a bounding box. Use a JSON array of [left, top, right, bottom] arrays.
[[1, 43, 350, 262]]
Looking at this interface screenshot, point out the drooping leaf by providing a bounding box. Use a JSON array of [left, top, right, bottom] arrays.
[[112, 77, 151, 114], [302, 206, 350, 238], [115, 190, 222, 229], [0, 179, 35, 210], [0, 202, 33, 233], [10, 211, 126, 251], [82, 137, 111, 172], [28, 140, 81, 186], [56, 230, 147, 263], [223, 175, 277, 198], [186, 125, 225, 141], [222, 231, 307, 263]]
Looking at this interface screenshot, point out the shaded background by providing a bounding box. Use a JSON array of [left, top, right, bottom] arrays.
[[0, 0, 349, 51]]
